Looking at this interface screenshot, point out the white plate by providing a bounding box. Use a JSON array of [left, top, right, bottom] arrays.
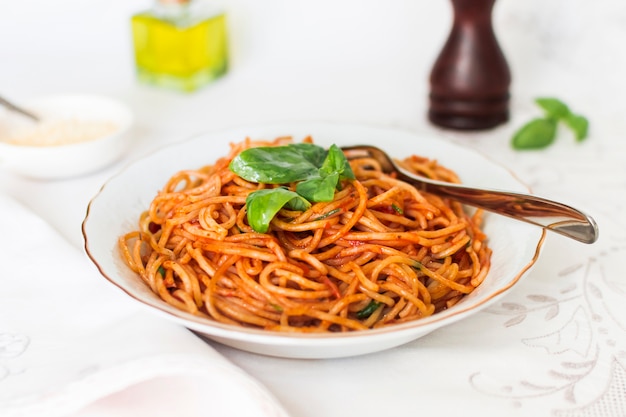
[[82, 122, 545, 358]]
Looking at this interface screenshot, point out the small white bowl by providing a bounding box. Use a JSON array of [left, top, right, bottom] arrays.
[[0, 94, 133, 179]]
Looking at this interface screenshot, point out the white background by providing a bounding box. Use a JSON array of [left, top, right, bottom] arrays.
[[1, 1, 625, 417]]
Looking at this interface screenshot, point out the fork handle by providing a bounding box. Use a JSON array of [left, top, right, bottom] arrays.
[[397, 170, 599, 244]]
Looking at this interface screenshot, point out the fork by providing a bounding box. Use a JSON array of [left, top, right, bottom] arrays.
[[341, 145, 599, 244]]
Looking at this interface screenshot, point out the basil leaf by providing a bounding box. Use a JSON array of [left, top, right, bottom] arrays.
[[356, 300, 381, 319], [289, 143, 328, 167], [535, 98, 570, 120], [296, 146, 354, 202], [296, 145, 354, 202], [246, 188, 310, 233], [564, 113, 589, 142], [296, 173, 339, 202], [391, 203, 403, 214], [511, 118, 558, 150], [320, 144, 355, 180], [230, 144, 325, 184], [313, 208, 341, 221], [284, 192, 311, 211]]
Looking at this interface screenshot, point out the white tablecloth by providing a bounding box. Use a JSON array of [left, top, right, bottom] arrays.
[[1, 1, 625, 416], [0, 193, 289, 417]]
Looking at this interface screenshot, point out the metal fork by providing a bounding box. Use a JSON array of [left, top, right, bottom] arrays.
[[341, 145, 599, 244]]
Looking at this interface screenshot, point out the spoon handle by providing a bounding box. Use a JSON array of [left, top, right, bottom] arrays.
[[395, 168, 598, 244], [0, 95, 39, 122]]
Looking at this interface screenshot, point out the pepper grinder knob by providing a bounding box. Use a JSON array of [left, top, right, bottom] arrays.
[[428, 0, 511, 130]]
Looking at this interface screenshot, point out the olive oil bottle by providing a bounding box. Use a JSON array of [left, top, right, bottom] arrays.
[[131, 0, 228, 92]]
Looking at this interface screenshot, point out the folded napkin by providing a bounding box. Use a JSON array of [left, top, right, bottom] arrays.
[[0, 193, 290, 417]]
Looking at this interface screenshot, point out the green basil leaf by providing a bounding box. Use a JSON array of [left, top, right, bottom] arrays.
[[320, 144, 355, 180], [289, 143, 328, 167], [284, 192, 311, 211], [229, 144, 326, 184], [564, 113, 589, 142], [535, 98, 570, 121], [246, 188, 310, 233], [296, 173, 339, 202], [295, 145, 353, 202], [313, 208, 341, 221], [356, 300, 382, 319], [511, 118, 558, 150], [391, 203, 403, 214]]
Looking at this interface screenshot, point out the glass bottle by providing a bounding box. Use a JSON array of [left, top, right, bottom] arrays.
[[428, 0, 511, 130], [131, 0, 228, 93]]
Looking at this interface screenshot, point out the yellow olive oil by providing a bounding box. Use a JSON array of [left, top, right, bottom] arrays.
[[131, 3, 228, 92]]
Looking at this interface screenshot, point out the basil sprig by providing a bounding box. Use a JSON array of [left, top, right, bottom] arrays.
[[229, 143, 355, 233], [511, 97, 589, 150]]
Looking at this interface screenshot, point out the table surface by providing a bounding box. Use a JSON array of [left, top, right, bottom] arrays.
[[2, 1, 625, 416]]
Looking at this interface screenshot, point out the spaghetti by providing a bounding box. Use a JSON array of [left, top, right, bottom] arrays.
[[119, 137, 492, 332]]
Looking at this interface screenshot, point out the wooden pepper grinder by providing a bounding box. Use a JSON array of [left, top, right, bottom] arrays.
[[428, 0, 511, 130]]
